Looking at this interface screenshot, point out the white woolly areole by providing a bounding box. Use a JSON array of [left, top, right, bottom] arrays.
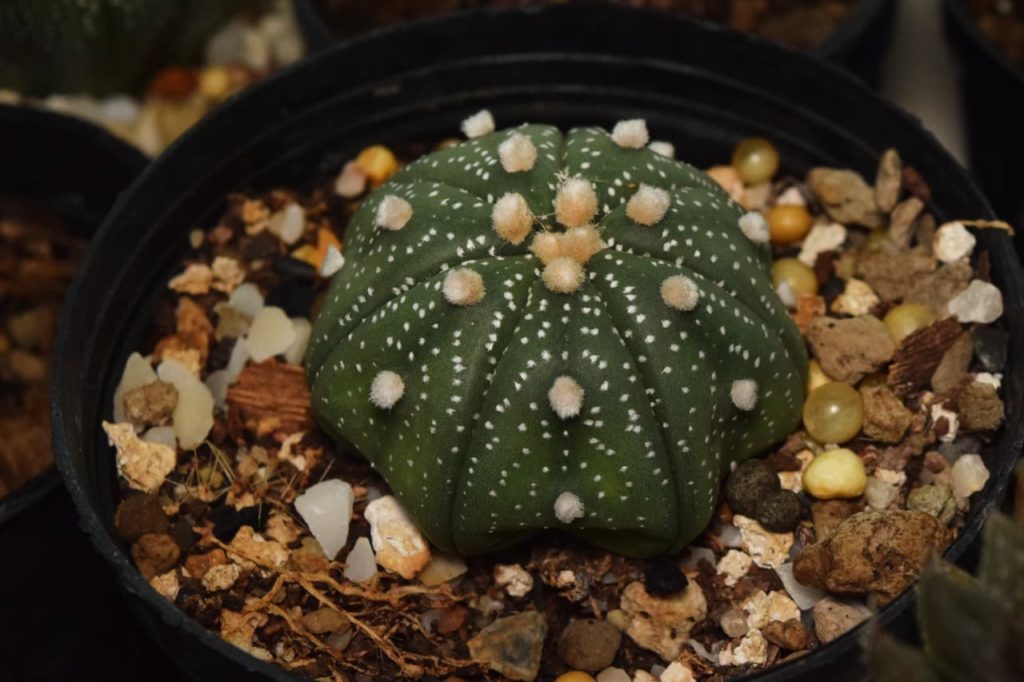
[[611, 118, 649, 149], [531, 232, 561, 265], [730, 379, 758, 411], [498, 133, 537, 173], [370, 370, 405, 409], [461, 109, 495, 138], [554, 177, 598, 228], [442, 268, 485, 306], [542, 257, 585, 294], [648, 140, 675, 158], [560, 224, 605, 264], [626, 184, 671, 226], [375, 195, 413, 231], [660, 274, 700, 311], [554, 491, 585, 524], [548, 375, 584, 419], [492, 192, 533, 244], [738, 212, 770, 244]]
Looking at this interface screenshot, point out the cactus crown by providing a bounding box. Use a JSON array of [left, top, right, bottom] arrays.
[[306, 120, 806, 557]]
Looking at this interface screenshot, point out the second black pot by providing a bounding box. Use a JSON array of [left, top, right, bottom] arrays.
[[944, 0, 1024, 247], [54, 4, 1023, 681]]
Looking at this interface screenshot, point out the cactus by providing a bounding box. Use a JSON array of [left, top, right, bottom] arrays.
[[306, 121, 807, 557]]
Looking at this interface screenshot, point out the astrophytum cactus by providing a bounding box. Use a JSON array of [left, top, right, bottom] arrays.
[[306, 120, 807, 557]]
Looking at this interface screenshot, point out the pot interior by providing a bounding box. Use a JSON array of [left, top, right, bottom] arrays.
[[54, 6, 1024, 681]]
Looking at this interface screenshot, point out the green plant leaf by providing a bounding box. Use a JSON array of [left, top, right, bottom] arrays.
[[866, 630, 950, 682], [917, 559, 1024, 682], [978, 512, 1024, 610]]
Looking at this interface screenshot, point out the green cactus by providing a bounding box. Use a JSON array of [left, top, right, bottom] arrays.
[[306, 121, 807, 557]]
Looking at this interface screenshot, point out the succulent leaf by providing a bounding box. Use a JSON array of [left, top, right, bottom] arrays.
[[307, 123, 807, 556], [979, 512, 1024, 610]]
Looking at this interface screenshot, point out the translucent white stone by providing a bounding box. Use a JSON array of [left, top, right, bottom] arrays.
[[246, 306, 296, 363], [295, 479, 355, 560], [948, 279, 1003, 324], [344, 537, 378, 583], [774, 562, 825, 610], [284, 318, 312, 365], [228, 282, 265, 318], [142, 425, 177, 450], [952, 453, 990, 500], [157, 358, 215, 450], [268, 203, 305, 245]]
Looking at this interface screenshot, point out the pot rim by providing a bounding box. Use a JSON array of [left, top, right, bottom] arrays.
[[943, 0, 1024, 86], [52, 5, 1022, 681]]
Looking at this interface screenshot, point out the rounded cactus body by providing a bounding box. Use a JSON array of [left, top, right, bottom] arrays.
[[306, 123, 806, 557]]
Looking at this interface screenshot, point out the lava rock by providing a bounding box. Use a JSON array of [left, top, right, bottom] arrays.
[[755, 489, 804, 532], [726, 460, 780, 517], [114, 493, 170, 543], [860, 384, 913, 443], [210, 503, 269, 542], [812, 597, 872, 643], [971, 326, 1007, 372], [907, 485, 956, 525], [794, 510, 951, 602], [556, 619, 622, 673], [131, 533, 181, 580], [957, 382, 1005, 432], [761, 618, 808, 651], [643, 557, 688, 596], [467, 611, 548, 681], [806, 316, 895, 383]]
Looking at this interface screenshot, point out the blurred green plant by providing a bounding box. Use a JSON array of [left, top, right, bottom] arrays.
[[0, 0, 259, 96], [867, 511, 1024, 682]]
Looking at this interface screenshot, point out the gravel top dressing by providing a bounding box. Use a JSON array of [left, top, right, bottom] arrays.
[[103, 114, 1008, 681]]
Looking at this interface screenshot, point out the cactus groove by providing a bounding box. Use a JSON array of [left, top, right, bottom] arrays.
[[306, 122, 807, 557]]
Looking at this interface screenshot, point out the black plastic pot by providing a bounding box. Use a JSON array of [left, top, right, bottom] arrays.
[[0, 104, 146, 526], [943, 0, 1024, 247], [295, 0, 896, 86], [53, 5, 1022, 681]]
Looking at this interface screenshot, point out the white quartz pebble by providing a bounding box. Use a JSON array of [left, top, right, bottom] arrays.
[[268, 203, 305, 245], [933, 221, 976, 263], [113, 352, 157, 423], [343, 537, 378, 583], [948, 279, 1003, 323], [157, 358, 215, 449], [952, 454, 990, 500], [246, 306, 296, 362], [798, 222, 847, 266], [319, 245, 345, 277], [334, 161, 367, 198], [284, 318, 312, 365], [228, 282, 265, 318], [295, 479, 355, 560]]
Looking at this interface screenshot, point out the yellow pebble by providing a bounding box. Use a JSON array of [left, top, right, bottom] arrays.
[[555, 673, 597, 682], [606, 609, 629, 631], [803, 448, 867, 500], [355, 145, 399, 185], [767, 205, 813, 245], [882, 303, 935, 344], [807, 360, 829, 393], [197, 66, 232, 101]]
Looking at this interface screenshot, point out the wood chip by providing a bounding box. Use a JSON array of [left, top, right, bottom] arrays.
[[227, 359, 312, 436], [887, 318, 962, 396]]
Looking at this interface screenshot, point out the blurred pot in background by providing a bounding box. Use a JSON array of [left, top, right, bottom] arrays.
[[295, 0, 896, 84], [0, 0, 305, 156], [945, 0, 1024, 249]]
